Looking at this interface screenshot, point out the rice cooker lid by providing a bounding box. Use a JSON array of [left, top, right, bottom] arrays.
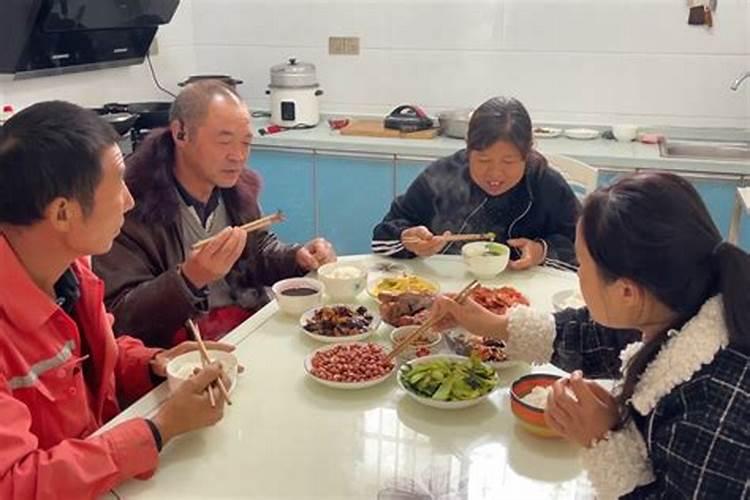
[[270, 58, 319, 88]]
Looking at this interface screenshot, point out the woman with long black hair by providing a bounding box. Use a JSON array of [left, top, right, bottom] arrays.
[[432, 172, 750, 498]]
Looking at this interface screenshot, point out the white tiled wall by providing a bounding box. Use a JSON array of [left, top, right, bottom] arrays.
[[1, 0, 749, 128], [0, 1, 196, 110], [193, 0, 750, 128]]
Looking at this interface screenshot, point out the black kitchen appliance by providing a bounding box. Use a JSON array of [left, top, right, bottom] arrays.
[[383, 105, 434, 133], [96, 101, 171, 150], [1, 0, 180, 77], [91, 110, 140, 136], [103, 101, 172, 130]]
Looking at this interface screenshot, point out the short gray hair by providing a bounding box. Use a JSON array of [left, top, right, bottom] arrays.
[[169, 80, 242, 132]]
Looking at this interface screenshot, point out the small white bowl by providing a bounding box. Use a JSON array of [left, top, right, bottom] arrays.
[[317, 262, 367, 301], [166, 350, 239, 394], [612, 124, 639, 142], [461, 242, 510, 278], [300, 304, 381, 343], [272, 277, 324, 316], [390, 325, 443, 361]]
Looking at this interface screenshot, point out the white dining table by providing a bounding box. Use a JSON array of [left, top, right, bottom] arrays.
[[102, 255, 593, 500]]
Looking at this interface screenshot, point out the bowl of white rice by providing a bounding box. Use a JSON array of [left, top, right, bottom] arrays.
[[509, 373, 562, 438]]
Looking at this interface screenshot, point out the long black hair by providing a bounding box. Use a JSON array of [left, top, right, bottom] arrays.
[[581, 172, 750, 406], [466, 96, 533, 158]]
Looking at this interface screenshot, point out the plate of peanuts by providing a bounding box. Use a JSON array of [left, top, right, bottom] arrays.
[[304, 342, 396, 389]]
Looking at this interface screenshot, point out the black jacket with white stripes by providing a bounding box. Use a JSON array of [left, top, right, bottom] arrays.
[[371, 149, 580, 264]]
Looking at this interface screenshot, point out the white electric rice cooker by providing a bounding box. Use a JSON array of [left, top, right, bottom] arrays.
[[266, 58, 323, 127]]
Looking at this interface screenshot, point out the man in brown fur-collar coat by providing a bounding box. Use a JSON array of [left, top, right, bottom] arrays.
[[93, 81, 336, 348]]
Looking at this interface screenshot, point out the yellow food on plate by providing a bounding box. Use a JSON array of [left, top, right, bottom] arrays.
[[370, 275, 439, 297]]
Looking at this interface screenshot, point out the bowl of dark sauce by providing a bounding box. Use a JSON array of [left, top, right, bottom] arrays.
[[272, 277, 324, 316]]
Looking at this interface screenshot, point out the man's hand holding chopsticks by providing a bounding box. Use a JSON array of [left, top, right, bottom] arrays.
[[182, 227, 247, 288], [150, 340, 236, 378], [151, 362, 229, 446]]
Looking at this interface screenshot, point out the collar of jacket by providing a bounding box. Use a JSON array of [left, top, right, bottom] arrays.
[[618, 295, 729, 416], [0, 235, 94, 333]]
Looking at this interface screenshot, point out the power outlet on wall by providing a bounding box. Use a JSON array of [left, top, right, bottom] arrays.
[[328, 36, 360, 55]]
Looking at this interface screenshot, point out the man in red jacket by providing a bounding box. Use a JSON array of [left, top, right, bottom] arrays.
[[0, 101, 232, 499]]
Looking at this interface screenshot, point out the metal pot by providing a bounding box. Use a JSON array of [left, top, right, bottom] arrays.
[[269, 57, 319, 88], [438, 109, 473, 139]]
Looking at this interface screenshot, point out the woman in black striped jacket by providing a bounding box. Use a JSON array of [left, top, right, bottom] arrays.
[[372, 96, 580, 270], [433, 172, 750, 499]]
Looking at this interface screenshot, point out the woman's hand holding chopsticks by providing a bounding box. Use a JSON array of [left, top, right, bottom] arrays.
[[400, 226, 451, 257]]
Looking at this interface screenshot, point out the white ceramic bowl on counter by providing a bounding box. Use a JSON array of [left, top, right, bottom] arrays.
[[166, 350, 239, 394], [612, 124, 639, 142], [317, 262, 367, 301], [272, 277, 324, 316]]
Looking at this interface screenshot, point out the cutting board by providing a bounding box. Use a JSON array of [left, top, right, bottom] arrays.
[[339, 119, 439, 140]]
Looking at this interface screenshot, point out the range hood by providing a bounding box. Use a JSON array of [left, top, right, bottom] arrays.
[[0, 0, 180, 78]]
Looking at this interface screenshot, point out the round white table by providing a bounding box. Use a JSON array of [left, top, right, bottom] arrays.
[[103, 255, 593, 500]]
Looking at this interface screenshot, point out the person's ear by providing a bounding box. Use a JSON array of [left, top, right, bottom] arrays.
[[616, 277, 645, 311], [46, 197, 73, 232], [170, 120, 187, 143]]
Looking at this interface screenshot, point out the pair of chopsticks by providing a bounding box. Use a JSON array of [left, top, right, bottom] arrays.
[[185, 319, 232, 407], [401, 232, 495, 245], [192, 210, 285, 250], [386, 279, 479, 361]]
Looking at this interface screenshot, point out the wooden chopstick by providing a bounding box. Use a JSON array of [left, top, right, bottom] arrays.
[[235, 210, 284, 232], [387, 279, 479, 361], [402, 232, 494, 244], [185, 319, 233, 406], [191, 210, 285, 250], [185, 319, 216, 408]]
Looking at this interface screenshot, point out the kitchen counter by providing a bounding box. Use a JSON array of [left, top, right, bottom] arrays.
[[251, 117, 750, 176]]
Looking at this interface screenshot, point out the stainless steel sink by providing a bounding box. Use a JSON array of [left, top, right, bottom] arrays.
[[659, 139, 750, 161]]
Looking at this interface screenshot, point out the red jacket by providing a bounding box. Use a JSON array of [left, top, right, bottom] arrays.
[[0, 236, 162, 499]]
